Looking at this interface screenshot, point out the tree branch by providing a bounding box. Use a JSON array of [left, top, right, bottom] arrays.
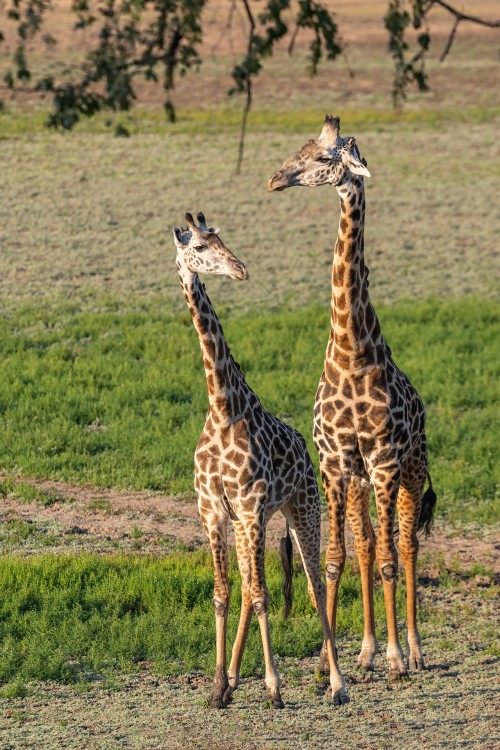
[[432, 0, 500, 29], [235, 0, 255, 175], [439, 16, 460, 62], [429, 0, 500, 62], [287, 22, 299, 55]]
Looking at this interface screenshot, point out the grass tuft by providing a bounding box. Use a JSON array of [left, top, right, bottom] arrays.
[[0, 551, 403, 687]]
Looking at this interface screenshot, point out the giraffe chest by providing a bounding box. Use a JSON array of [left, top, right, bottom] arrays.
[[194, 410, 310, 516], [313, 363, 418, 474]]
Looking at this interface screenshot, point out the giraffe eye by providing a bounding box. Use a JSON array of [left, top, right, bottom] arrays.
[[194, 245, 207, 252], [318, 156, 331, 164]]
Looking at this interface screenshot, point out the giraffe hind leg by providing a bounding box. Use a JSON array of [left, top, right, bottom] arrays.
[[203, 516, 233, 709], [397, 478, 426, 672], [373, 467, 407, 681], [318, 472, 348, 679], [227, 520, 253, 692], [346, 476, 378, 671], [245, 512, 284, 708], [284, 477, 350, 707]]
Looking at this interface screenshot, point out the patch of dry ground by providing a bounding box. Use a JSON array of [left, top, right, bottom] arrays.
[[1, 1, 499, 112], [1, 477, 499, 572]]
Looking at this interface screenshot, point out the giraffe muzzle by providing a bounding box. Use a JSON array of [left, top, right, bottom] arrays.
[[231, 261, 249, 281], [268, 169, 300, 192], [267, 170, 288, 192]]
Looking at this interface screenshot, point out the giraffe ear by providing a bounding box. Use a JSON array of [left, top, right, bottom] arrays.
[[344, 138, 371, 177], [208, 226, 221, 235], [344, 152, 371, 177], [172, 227, 187, 247]]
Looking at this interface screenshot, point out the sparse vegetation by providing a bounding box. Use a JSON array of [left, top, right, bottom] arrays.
[[0, 478, 69, 507]]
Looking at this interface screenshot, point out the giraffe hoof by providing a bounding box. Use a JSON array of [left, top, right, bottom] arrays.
[[208, 685, 233, 709], [408, 657, 425, 672], [356, 641, 378, 671], [332, 688, 350, 707], [356, 655, 375, 671], [266, 688, 284, 709]]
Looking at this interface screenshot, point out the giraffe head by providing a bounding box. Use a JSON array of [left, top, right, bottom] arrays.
[[267, 114, 370, 192], [173, 212, 249, 281]]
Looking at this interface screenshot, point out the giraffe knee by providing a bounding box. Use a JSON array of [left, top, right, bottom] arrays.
[[326, 562, 343, 582], [213, 595, 229, 616], [253, 598, 268, 616], [380, 563, 398, 582]]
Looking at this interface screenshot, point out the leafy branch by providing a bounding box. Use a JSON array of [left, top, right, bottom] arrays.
[[0, 1, 498, 166], [385, 0, 499, 107]]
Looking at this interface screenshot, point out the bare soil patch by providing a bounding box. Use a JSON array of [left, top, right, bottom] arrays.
[[1, 477, 498, 573], [1, 1, 499, 111]]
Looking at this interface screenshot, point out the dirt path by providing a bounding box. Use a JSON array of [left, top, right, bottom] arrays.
[[1, 477, 499, 573]]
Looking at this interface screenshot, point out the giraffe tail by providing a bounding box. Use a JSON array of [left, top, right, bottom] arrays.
[[280, 521, 293, 619], [417, 472, 437, 538]]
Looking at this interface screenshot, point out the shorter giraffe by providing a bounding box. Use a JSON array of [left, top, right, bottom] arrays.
[[174, 211, 349, 708]]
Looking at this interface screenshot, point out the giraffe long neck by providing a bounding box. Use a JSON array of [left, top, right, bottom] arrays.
[[327, 176, 384, 369], [178, 265, 250, 422]]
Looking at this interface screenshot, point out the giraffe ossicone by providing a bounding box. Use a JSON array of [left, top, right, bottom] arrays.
[[268, 115, 436, 681], [174, 211, 350, 709]]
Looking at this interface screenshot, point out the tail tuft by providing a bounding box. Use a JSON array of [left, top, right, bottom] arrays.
[[418, 473, 437, 538], [280, 522, 293, 619]]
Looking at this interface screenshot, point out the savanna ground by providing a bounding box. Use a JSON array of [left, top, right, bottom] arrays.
[[0, 2, 499, 748]]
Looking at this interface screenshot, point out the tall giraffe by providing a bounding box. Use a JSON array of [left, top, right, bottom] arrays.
[[268, 116, 436, 680], [174, 211, 349, 707]]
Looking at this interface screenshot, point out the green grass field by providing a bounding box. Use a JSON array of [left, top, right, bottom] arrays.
[[0, 551, 372, 687], [1, 549, 496, 691], [0, 297, 498, 523]]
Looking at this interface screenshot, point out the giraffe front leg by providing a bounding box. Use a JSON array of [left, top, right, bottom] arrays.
[[346, 477, 378, 671], [227, 520, 253, 692], [205, 520, 232, 709], [397, 483, 425, 672], [247, 516, 284, 708], [374, 467, 407, 681], [318, 473, 348, 687]]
